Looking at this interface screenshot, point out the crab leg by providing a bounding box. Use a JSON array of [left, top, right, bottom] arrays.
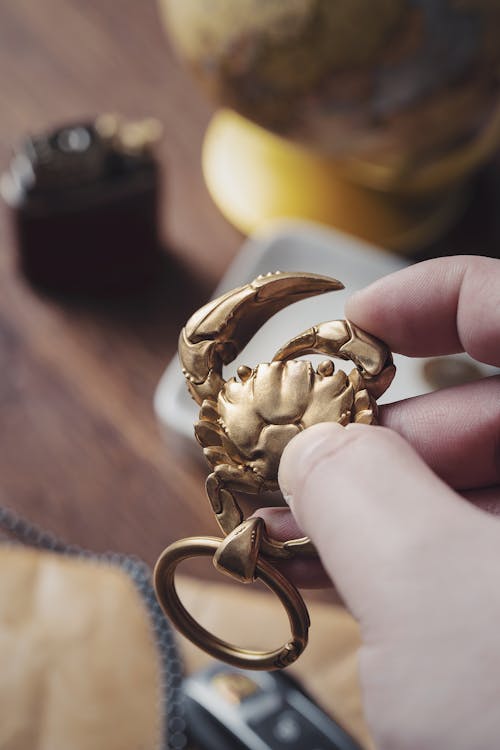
[[197, 398, 313, 557], [206, 466, 316, 560], [273, 319, 395, 400], [205, 464, 265, 536], [179, 272, 343, 405]]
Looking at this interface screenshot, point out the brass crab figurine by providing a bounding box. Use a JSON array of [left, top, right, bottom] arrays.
[[179, 272, 395, 559]]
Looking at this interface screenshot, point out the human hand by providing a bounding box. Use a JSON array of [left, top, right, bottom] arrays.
[[258, 256, 500, 750]]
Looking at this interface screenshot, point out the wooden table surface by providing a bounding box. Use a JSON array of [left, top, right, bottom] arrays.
[[0, 0, 499, 576]]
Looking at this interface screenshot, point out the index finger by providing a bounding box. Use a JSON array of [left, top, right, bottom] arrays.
[[345, 255, 500, 366]]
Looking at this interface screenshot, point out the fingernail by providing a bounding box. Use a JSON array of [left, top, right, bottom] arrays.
[[279, 422, 348, 511]]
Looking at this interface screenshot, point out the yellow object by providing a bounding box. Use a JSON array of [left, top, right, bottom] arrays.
[[202, 109, 466, 253]]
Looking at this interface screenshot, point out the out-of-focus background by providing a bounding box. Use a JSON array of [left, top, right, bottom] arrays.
[[0, 0, 244, 566], [0, 0, 499, 573]]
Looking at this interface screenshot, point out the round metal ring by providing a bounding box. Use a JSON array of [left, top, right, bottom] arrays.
[[154, 536, 310, 671]]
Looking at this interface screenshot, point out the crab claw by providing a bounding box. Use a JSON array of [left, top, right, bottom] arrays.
[[274, 319, 395, 400], [179, 272, 343, 405]]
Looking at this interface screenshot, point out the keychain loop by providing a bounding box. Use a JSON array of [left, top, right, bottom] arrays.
[[154, 536, 310, 671]]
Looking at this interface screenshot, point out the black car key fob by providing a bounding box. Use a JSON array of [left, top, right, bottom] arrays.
[[183, 662, 364, 750]]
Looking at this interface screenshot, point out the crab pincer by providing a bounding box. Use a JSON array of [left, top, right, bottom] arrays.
[[273, 319, 396, 399], [179, 271, 343, 405]]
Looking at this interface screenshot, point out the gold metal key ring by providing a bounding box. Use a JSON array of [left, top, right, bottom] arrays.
[[154, 521, 310, 670], [154, 272, 395, 669]]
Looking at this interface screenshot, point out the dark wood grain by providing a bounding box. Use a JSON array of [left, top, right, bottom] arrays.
[[0, 0, 243, 570], [0, 0, 498, 583]]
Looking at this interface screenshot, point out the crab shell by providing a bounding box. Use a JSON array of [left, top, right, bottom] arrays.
[[195, 358, 375, 492]]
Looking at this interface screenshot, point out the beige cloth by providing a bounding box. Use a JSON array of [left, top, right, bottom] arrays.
[[0, 547, 371, 749], [0, 546, 161, 750]]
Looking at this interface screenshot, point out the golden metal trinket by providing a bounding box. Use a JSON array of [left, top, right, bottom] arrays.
[[154, 272, 395, 669]]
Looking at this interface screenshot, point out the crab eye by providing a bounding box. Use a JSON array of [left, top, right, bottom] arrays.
[[317, 359, 335, 376], [237, 365, 253, 382]]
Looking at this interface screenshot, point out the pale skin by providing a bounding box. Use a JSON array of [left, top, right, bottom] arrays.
[[257, 256, 500, 750]]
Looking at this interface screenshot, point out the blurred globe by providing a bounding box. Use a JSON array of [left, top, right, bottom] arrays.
[[160, 0, 500, 193]]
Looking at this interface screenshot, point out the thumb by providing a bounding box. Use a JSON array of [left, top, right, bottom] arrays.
[[278, 422, 497, 636]]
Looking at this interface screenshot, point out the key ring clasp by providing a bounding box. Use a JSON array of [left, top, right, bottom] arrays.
[[154, 535, 310, 670]]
